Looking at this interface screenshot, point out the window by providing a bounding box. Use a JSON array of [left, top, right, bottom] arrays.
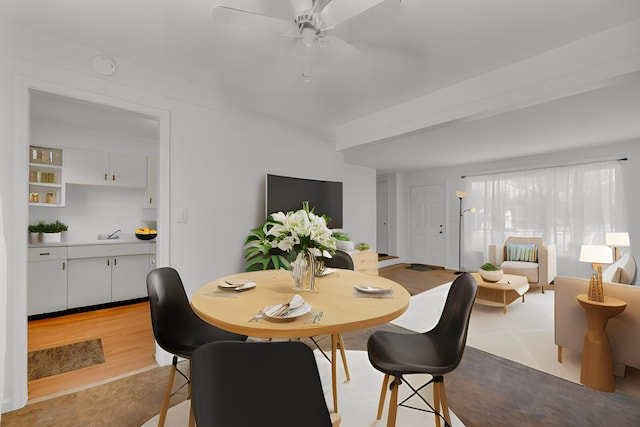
[[463, 161, 627, 277]]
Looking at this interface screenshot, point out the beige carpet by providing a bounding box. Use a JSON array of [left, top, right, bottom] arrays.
[[141, 350, 464, 426], [28, 339, 105, 381]]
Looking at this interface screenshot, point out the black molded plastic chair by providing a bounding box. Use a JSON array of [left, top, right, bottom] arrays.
[[146, 267, 247, 427], [314, 249, 354, 381], [323, 250, 354, 270], [191, 341, 340, 427], [367, 272, 477, 427]]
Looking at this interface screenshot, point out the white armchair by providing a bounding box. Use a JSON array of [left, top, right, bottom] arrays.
[[488, 236, 557, 292]]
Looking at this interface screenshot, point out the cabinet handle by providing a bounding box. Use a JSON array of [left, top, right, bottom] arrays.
[[112, 174, 116, 181], [104, 173, 108, 181], [149, 197, 152, 205], [39, 252, 51, 256], [114, 258, 117, 266], [107, 259, 110, 266], [62, 262, 66, 270]]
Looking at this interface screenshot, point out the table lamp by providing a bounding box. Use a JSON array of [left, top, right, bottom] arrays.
[[579, 244, 613, 302], [605, 232, 630, 261]]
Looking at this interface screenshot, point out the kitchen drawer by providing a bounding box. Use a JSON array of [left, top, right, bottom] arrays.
[[67, 243, 151, 259], [28, 246, 68, 262]]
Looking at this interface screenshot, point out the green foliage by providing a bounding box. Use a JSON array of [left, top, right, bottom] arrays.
[[331, 231, 351, 241], [40, 220, 69, 233], [355, 242, 370, 251], [480, 262, 501, 271], [28, 221, 46, 233], [243, 220, 294, 271]]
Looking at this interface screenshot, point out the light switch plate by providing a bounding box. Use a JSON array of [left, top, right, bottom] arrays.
[[177, 208, 188, 223]]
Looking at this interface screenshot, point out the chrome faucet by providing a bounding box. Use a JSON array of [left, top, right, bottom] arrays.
[[107, 229, 121, 239]]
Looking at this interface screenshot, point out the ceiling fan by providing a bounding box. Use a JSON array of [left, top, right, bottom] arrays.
[[211, 0, 384, 81]]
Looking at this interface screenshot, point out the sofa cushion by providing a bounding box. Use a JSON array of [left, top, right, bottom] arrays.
[[602, 266, 621, 283], [506, 243, 538, 263], [602, 252, 636, 285], [501, 260, 540, 283]]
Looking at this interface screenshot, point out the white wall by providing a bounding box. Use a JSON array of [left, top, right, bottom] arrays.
[[0, 20, 376, 412], [392, 141, 639, 272]]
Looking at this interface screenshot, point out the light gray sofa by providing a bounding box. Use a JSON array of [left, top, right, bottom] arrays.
[[554, 259, 639, 375]]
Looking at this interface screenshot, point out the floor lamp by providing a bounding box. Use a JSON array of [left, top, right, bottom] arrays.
[[455, 191, 475, 275]]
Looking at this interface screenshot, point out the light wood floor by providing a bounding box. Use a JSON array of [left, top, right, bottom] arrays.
[[27, 302, 157, 401]]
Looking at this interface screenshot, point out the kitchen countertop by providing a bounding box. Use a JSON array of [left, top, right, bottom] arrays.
[[29, 233, 157, 248]]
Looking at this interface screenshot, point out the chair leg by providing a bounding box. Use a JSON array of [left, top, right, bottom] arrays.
[[386, 377, 401, 427], [188, 361, 195, 427], [432, 377, 451, 427], [376, 373, 391, 420], [158, 356, 178, 427], [438, 381, 452, 427], [433, 381, 441, 427], [337, 333, 351, 381]]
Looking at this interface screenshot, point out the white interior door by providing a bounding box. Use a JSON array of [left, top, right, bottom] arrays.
[[376, 180, 389, 255], [410, 184, 445, 266]]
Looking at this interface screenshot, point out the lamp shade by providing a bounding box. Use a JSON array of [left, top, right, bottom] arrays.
[[606, 232, 630, 247], [456, 191, 468, 199], [579, 245, 613, 264]]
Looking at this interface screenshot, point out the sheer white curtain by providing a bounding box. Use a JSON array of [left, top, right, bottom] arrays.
[[462, 161, 627, 277]]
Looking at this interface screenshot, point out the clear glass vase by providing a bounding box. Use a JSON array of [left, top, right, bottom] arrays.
[[292, 250, 316, 292]]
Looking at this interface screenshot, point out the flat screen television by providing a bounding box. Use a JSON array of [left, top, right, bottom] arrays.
[[266, 174, 343, 229]]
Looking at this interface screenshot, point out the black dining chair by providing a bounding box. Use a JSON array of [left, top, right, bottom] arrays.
[[146, 267, 247, 427], [367, 272, 478, 427], [191, 340, 341, 427], [323, 250, 355, 270], [314, 249, 355, 381]]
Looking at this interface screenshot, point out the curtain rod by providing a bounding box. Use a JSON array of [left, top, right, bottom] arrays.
[[461, 157, 627, 179]]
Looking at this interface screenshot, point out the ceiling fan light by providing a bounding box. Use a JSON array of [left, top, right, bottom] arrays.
[[301, 27, 315, 47]]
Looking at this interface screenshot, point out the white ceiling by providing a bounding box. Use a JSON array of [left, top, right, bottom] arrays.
[[3, 0, 640, 173]]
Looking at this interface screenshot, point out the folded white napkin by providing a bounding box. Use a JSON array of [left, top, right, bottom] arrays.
[[264, 294, 305, 317]]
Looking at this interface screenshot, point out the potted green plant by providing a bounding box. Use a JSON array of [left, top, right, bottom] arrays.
[[332, 231, 355, 251], [479, 262, 503, 282], [28, 221, 45, 244], [41, 220, 68, 243]]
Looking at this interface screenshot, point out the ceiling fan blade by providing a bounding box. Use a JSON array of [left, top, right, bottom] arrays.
[[211, 6, 292, 30], [289, 0, 313, 13], [323, 0, 384, 25]]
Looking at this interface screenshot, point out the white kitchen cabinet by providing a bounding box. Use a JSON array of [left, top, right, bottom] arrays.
[[67, 257, 112, 308], [67, 243, 153, 308], [65, 148, 147, 188], [27, 247, 68, 315], [111, 254, 150, 301], [144, 156, 157, 208]]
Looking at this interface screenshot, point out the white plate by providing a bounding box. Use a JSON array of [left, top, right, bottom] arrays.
[[316, 268, 337, 277], [354, 285, 393, 294], [218, 280, 256, 291], [264, 302, 312, 320]]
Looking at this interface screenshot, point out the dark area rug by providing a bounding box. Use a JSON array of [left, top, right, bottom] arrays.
[[447, 346, 640, 426], [28, 339, 105, 381], [406, 263, 442, 271]]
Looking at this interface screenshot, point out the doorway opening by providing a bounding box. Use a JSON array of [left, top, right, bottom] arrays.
[[25, 89, 163, 402]]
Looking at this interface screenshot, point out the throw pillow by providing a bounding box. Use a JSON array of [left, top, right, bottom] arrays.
[[506, 243, 538, 263]]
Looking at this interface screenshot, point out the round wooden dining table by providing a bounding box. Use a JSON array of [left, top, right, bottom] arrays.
[[191, 268, 410, 412]]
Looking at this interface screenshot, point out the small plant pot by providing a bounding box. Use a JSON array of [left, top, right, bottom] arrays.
[[41, 232, 62, 243], [29, 232, 40, 244], [479, 268, 504, 282]]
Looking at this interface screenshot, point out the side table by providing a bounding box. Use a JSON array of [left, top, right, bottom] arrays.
[[576, 293, 626, 392]]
